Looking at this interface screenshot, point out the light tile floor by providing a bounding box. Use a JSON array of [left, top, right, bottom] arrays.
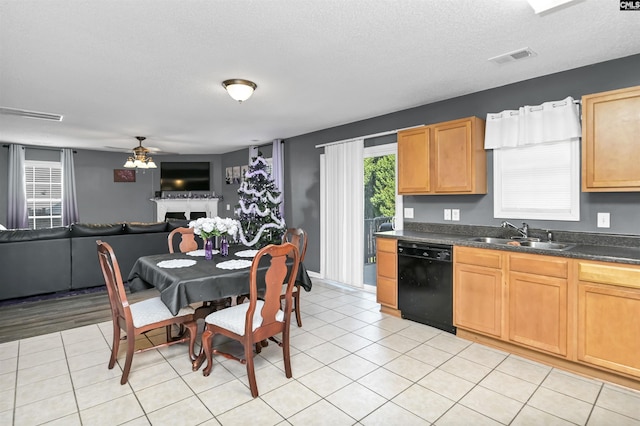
[[2, 279, 640, 425]]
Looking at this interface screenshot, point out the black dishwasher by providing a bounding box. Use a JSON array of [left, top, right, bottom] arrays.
[[397, 241, 456, 334]]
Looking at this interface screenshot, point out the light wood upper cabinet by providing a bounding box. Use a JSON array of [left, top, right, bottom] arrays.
[[582, 85, 640, 192], [433, 117, 487, 194], [577, 260, 640, 377], [397, 126, 430, 194], [507, 253, 569, 357], [376, 238, 398, 309], [398, 117, 487, 195]]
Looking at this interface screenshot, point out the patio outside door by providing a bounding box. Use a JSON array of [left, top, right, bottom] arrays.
[[363, 143, 402, 289]]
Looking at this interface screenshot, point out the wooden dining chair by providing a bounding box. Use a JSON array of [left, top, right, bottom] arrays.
[[168, 227, 198, 253], [194, 242, 300, 398], [97, 240, 198, 385], [281, 228, 307, 327], [168, 226, 232, 313]]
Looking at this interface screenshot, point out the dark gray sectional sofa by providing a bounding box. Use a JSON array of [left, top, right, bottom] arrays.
[[0, 220, 195, 301]]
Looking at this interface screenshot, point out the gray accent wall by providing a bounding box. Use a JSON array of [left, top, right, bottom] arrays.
[[284, 54, 640, 272]]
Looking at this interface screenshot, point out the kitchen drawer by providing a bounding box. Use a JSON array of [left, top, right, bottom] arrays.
[[510, 254, 568, 279], [455, 246, 502, 269]]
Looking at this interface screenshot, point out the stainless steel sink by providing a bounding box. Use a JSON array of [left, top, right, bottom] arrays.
[[509, 236, 541, 242], [518, 241, 575, 250], [467, 237, 512, 244], [467, 237, 575, 251]]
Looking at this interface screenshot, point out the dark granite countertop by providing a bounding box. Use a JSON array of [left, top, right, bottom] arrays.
[[376, 225, 640, 266]]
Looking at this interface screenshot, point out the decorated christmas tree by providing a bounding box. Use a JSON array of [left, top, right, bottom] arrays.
[[236, 153, 286, 247]]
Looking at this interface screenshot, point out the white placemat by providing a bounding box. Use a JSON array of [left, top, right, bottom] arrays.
[[235, 249, 259, 258], [216, 259, 252, 270], [157, 259, 197, 269], [186, 249, 219, 257]]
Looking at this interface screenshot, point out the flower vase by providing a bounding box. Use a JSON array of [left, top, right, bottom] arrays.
[[221, 236, 229, 257], [204, 238, 213, 260]]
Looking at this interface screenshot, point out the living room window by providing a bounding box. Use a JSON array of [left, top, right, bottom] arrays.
[[24, 160, 63, 229]]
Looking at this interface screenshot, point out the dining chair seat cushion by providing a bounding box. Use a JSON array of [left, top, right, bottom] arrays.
[[281, 285, 299, 295], [205, 301, 284, 336], [130, 297, 195, 328]]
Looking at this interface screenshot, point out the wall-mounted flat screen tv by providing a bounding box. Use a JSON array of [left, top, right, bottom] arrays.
[[160, 162, 210, 191]]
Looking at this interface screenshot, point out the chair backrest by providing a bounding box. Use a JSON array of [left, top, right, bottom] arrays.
[[282, 228, 307, 262], [96, 240, 131, 327], [168, 227, 198, 253], [245, 242, 300, 335]]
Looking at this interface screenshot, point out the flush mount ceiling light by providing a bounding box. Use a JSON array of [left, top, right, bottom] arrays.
[[222, 79, 257, 102], [526, 0, 579, 14], [123, 136, 157, 169]]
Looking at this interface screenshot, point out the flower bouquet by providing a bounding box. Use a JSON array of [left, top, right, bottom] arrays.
[[189, 217, 240, 259]]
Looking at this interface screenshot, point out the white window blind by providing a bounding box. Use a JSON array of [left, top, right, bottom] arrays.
[[494, 139, 579, 221], [24, 160, 63, 229]]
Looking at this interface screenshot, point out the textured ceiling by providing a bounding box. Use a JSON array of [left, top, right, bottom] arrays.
[[1, 0, 639, 155]]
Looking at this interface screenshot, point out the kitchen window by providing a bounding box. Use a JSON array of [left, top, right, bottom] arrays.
[[485, 96, 582, 222], [493, 139, 580, 221]]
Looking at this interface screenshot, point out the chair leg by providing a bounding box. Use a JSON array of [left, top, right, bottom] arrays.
[[282, 329, 292, 379], [109, 325, 120, 369], [245, 340, 259, 397], [201, 329, 215, 377], [294, 287, 302, 327], [184, 321, 199, 362], [120, 331, 136, 385]]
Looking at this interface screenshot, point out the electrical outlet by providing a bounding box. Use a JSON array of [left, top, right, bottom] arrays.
[[404, 207, 414, 219], [452, 209, 460, 221], [444, 209, 452, 220], [226, 204, 231, 211], [597, 212, 610, 228]]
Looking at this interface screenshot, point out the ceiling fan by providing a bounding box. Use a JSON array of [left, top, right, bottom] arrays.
[[123, 136, 157, 169]]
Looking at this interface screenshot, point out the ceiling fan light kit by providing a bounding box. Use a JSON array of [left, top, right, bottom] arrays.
[[123, 136, 157, 169], [222, 79, 257, 102]]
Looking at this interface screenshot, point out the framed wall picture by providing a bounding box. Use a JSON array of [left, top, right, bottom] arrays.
[[241, 165, 249, 181], [232, 166, 241, 184], [225, 167, 233, 184], [114, 169, 136, 182]]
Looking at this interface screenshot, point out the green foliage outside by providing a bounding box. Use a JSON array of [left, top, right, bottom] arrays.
[[364, 154, 395, 219]]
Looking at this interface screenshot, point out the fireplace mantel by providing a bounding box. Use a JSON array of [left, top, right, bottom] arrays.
[[152, 198, 220, 221]]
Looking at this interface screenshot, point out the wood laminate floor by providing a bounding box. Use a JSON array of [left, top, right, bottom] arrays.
[[0, 288, 158, 344]]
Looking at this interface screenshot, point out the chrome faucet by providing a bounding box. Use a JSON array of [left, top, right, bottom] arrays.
[[501, 221, 529, 238]]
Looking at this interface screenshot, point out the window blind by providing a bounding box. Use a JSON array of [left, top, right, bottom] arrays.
[[494, 139, 580, 221], [24, 160, 63, 229]]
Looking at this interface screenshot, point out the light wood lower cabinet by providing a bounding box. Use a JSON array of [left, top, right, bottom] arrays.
[[577, 260, 640, 377], [507, 254, 569, 357], [376, 238, 397, 310], [454, 247, 503, 337], [454, 247, 640, 386]]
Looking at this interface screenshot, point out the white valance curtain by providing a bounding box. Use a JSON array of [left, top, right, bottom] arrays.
[[322, 140, 364, 287], [485, 96, 581, 149]]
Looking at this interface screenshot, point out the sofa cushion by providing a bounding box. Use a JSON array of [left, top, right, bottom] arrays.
[[70, 223, 124, 237], [0, 226, 70, 243], [124, 222, 168, 234], [167, 219, 191, 231]]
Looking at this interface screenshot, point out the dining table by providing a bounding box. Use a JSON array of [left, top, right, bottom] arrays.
[[127, 245, 312, 316]]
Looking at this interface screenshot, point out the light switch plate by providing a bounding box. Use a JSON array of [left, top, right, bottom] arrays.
[[452, 209, 460, 221], [404, 207, 414, 219], [226, 204, 231, 211], [597, 212, 610, 228], [444, 209, 452, 220]]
